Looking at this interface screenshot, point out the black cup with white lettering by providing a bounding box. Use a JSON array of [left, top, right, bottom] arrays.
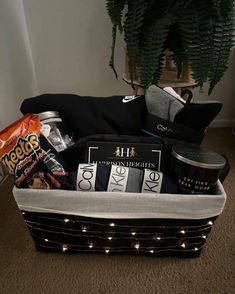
[[172, 144, 226, 194]]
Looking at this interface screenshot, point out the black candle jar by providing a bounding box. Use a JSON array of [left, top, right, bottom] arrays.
[[172, 144, 226, 194]]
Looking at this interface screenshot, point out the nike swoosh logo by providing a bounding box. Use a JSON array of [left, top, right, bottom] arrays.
[[122, 95, 141, 103]]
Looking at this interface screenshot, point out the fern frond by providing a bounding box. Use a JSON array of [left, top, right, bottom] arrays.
[[208, 3, 234, 94], [106, 0, 126, 78], [140, 14, 174, 88], [218, 0, 234, 19], [178, 1, 214, 88], [166, 25, 185, 78], [152, 54, 165, 84], [124, 0, 149, 84], [106, 0, 126, 32], [105, 0, 234, 93], [109, 25, 118, 79]]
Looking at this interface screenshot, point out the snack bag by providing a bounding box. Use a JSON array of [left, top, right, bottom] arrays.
[[0, 114, 69, 189]]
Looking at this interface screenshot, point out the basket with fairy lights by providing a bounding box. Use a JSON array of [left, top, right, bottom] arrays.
[[1, 93, 228, 258], [13, 180, 226, 257]]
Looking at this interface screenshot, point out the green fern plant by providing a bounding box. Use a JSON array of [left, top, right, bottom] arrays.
[[106, 0, 126, 78], [106, 0, 234, 94], [208, 0, 234, 94]]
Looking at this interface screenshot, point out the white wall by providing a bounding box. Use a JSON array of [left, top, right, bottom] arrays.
[[23, 0, 130, 97], [192, 50, 235, 127], [22, 0, 235, 125], [0, 0, 234, 128], [0, 0, 38, 129]]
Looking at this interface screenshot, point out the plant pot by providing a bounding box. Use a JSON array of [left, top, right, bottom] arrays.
[[123, 50, 196, 95]]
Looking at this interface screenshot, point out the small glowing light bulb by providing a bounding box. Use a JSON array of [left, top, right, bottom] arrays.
[[181, 242, 186, 248], [105, 249, 110, 254], [131, 232, 136, 236], [110, 223, 115, 227], [108, 237, 112, 240], [64, 218, 69, 223], [156, 237, 161, 240], [82, 227, 87, 232], [134, 244, 140, 250], [149, 250, 154, 254], [207, 221, 213, 225], [89, 244, 93, 248], [202, 235, 207, 239], [180, 230, 186, 234], [22, 212, 25, 215], [44, 238, 49, 242], [62, 245, 68, 252], [194, 247, 199, 251]]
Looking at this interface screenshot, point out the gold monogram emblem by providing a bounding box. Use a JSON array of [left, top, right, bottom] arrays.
[[113, 147, 137, 158]]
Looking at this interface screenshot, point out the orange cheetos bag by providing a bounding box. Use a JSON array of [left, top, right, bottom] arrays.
[[0, 114, 68, 189]]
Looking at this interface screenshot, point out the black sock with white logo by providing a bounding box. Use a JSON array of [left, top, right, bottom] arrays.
[[21, 94, 147, 138]]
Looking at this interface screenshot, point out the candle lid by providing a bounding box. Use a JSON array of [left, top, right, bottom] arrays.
[[172, 143, 226, 169], [38, 111, 60, 121]]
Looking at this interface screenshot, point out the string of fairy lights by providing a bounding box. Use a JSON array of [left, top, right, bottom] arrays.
[[22, 212, 214, 254], [33, 214, 214, 229], [24, 215, 214, 230], [26, 221, 210, 240], [36, 242, 205, 254], [33, 237, 205, 254]]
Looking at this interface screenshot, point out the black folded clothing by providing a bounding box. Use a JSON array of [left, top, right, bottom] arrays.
[[20, 94, 147, 139], [174, 101, 223, 132]]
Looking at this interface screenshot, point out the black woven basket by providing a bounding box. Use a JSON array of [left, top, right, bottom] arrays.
[[13, 181, 226, 258]]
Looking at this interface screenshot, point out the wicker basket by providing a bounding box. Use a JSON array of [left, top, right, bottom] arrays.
[[13, 181, 226, 258]]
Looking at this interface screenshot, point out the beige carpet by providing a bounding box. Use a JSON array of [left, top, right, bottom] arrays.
[[0, 128, 234, 294]]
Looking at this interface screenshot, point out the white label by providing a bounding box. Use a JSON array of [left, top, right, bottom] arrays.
[[76, 163, 97, 191], [107, 165, 129, 192], [40, 123, 51, 138], [141, 169, 163, 193]]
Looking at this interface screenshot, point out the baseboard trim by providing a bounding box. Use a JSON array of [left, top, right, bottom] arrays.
[[209, 119, 235, 128]]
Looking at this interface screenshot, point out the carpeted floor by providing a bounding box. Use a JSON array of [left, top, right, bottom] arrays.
[[0, 128, 234, 294]]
